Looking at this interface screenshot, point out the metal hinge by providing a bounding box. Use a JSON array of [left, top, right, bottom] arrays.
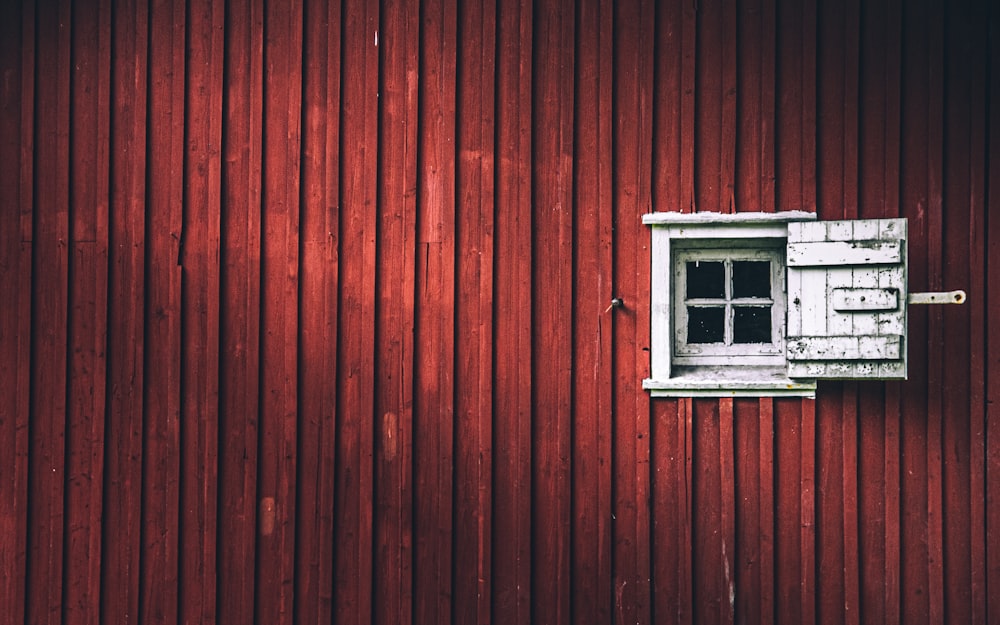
[[907, 290, 966, 305]]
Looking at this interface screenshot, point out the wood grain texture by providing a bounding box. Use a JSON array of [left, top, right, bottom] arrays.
[[178, 1, 224, 623], [334, 1, 379, 623], [531, 0, 573, 621], [296, 0, 339, 622], [0, 3, 32, 623], [103, 1, 148, 621], [256, 1, 303, 623], [140, 2, 186, 622], [413, 0, 456, 621], [454, 2, 496, 622], [140, 0, 181, 622], [612, 1, 655, 623], [987, 5, 1000, 623], [572, 0, 613, 622], [492, 0, 532, 622], [27, 4, 71, 623], [373, 1, 418, 624], [218, 0, 263, 622]]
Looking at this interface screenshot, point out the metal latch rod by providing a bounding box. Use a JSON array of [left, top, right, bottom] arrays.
[[908, 290, 966, 305]]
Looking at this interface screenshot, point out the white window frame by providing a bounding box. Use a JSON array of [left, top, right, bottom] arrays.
[[642, 211, 818, 398], [672, 243, 785, 365]]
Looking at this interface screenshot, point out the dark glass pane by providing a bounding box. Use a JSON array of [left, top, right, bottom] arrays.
[[732, 261, 771, 298], [686, 261, 725, 299], [687, 306, 725, 343], [733, 306, 771, 343]]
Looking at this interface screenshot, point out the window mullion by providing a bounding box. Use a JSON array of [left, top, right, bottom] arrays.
[[725, 258, 733, 346]]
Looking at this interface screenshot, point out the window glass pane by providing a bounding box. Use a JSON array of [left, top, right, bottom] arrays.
[[686, 261, 725, 299], [733, 306, 771, 343], [732, 261, 771, 298], [687, 306, 725, 343]]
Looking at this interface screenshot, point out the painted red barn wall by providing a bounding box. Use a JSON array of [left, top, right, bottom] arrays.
[[1, 0, 998, 623]]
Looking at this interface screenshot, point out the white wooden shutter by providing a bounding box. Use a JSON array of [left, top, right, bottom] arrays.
[[786, 218, 907, 379]]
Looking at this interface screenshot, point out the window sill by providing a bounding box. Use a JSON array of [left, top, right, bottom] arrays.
[[643, 366, 816, 398]]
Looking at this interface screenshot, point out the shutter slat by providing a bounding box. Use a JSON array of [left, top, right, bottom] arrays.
[[787, 335, 902, 361], [786, 240, 902, 266], [831, 287, 899, 311]]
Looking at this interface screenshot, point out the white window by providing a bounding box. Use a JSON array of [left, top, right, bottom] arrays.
[[673, 244, 785, 366], [642, 211, 908, 398]]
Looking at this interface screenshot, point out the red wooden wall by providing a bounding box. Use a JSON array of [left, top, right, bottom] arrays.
[[1, 0, 998, 623]]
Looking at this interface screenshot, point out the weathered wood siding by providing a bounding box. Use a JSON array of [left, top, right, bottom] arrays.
[[1, 0, 997, 623]]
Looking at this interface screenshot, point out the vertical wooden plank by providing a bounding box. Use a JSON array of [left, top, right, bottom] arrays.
[[651, 396, 693, 625], [719, 399, 736, 625], [775, 0, 816, 213], [414, 0, 458, 624], [735, 0, 766, 213], [454, 1, 496, 622], [179, 0, 223, 621], [334, 0, 379, 621], [653, 0, 682, 211], [256, 1, 303, 622], [0, 2, 32, 622], [925, 1, 946, 622], [26, 2, 71, 623], [775, 0, 803, 213], [815, 0, 847, 222], [841, 381, 860, 625], [683, 398, 694, 624], [218, 0, 263, 621], [899, 0, 932, 621], [799, 398, 816, 625], [695, 0, 723, 213], [572, 0, 613, 622], [941, 1, 977, 622], [531, 0, 573, 622], [680, 0, 697, 212], [413, 0, 456, 621], [759, 0, 776, 213], [612, 0, 654, 623], [800, 0, 817, 211], [816, 385, 845, 625], [691, 400, 717, 625], [103, 0, 147, 621], [373, 0, 418, 622], [842, 0, 860, 220], [758, 398, 775, 625], [296, 0, 339, 622], [492, 0, 532, 620], [140, 0, 183, 622], [965, 2, 988, 623], [881, 382, 902, 625], [691, 399, 729, 625], [986, 2, 1000, 622], [735, 399, 762, 625], [775, 399, 802, 625], [735, 398, 776, 625], [858, 382, 889, 625], [721, 0, 737, 213], [64, 2, 110, 625]]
